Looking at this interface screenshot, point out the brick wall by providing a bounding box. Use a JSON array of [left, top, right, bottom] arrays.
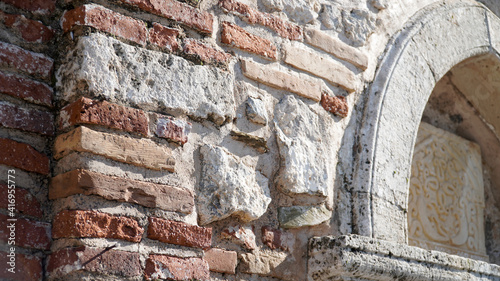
[[0, 0, 372, 279]]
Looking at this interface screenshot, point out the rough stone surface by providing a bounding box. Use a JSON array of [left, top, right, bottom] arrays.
[[52, 210, 144, 242], [241, 59, 322, 101], [204, 248, 238, 274], [246, 97, 268, 125], [198, 144, 271, 225], [308, 235, 500, 281], [239, 251, 288, 276], [61, 4, 147, 45], [147, 217, 212, 249], [221, 225, 257, 250], [261, 226, 294, 251], [230, 130, 268, 153], [221, 21, 277, 60], [261, 0, 320, 24], [341, 9, 376, 47], [320, 93, 348, 117], [278, 204, 331, 228], [145, 255, 210, 281], [50, 169, 194, 213], [59, 97, 149, 136], [0, 101, 54, 135], [274, 95, 335, 197], [56, 33, 235, 125], [220, 0, 303, 40], [283, 43, 357, 92], [47, 246, 141, 279], [54, 126, 175, 172], [0, 138, 49, 175], [0, 71, 52, 106], [304, 27, 368, 70]]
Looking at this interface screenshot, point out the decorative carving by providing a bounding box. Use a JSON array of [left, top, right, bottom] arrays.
[[408, 122, 487, 261]]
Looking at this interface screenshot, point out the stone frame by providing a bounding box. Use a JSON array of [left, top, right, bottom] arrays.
[[352, 0, 500, 243]]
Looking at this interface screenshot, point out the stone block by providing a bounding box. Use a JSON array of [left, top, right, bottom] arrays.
[[278, 204, 331, 228]]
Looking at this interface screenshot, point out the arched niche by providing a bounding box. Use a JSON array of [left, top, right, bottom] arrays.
[[352, 0, 500, 245]]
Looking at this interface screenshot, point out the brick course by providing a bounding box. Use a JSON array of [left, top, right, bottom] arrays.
[[0, 71, 52, 106], [0, 102, 54, 135], [59, 97, 149, 136], [0, 213, 51, 250], [221, 22, 277, 60], [0, 138, 49, 175], [145, 255, 209, 281], [0, 11, 54, 43], [149, 23, 179, 52], [0, 183, 43, 218], [148, 217, 212, 249], [0, 252, 42, 281], [1, 0, 56, 15], [183, 39, 232, 66], [52, 210, 144, 242], [204, 248, 238, 274], [0, 42, 53, 80]]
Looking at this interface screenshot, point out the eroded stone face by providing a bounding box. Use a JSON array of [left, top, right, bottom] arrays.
[[197, 145, 271, 225], [274, 95, 335, 197], [408, 122, 487, 260]]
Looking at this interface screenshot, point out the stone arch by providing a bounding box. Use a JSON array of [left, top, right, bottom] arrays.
[[353, 0, 500, 243]]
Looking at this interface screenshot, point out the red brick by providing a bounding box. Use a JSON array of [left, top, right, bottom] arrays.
[[62, 4, 147, 45], [60, 97, 149, 136], [47, 246, 141, 279], [0, 11, 54, 43], [220, 0, 302, 41], [0, 0, 56, 15], [145, 255, 209, 281], [0, 41, 53, 80], [147, 217, 211, 249], [0, 183, 43, 218], [0, 138, 49, 175], [221, 22, 277, 60], [321, 93, 348, 118], [261, 226, 293, 251], [50, 169, 194, 214], [0, 252, 42, 281], [0, 102, 54, 135], [204, 248, 237, 274], [0, 213, 51, 250], [183, 39, 232, 66], [120, 0, 213, 34], [155, 116, 191, 145], [0, 71, 52, 106], [52, 210, 144, 243], [149, 23, 179, 52]]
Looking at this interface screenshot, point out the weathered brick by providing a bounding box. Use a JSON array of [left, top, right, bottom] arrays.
[[221, 225, 256, 250], [0, 183, 43, 218], [304, 27, 368, 70], [149, 23, 179, 52], [0, 71, 52, 106], [239, 251, 287, 275], [147, 217, 212, 249], [155, 116, 191, 145], [183, 39, 232, 65], [145, 255, 209, 281], [50, 169, 194, 213], [0, 213, 51, 250], [62, 4, 147, 45], [283, 44, 357, 92], [52, 210, 144, 242], [120, 0, 213, 34], [220, 0, 302, 41], [54, 126, 175, 172], [221, 22, 277, 60], [321, 93, 348, 118], [204, 248, 237, 274], [241, 59, 322, 102], [59, 97, 149, 136], [0, 138, 49, 175], [0, 11, 54, 43], [1, 0, 56, 15], [261, 226, 294, 251], [47, 246, 141, 279], [0, 41, 53, 80], [0, 102, 54, 135], [0, 252, 42, 281]]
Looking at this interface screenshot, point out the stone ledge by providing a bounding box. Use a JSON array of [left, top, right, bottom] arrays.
[[308, 235, 500, 281]]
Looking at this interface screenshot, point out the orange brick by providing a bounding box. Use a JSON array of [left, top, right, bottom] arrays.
[[221, 22, 277, 60], [183, 39, 231, 66], [148, 217, 212, 249], [145, 255, 209, 281], [204, 248, 237, 274], [149, 23, 179, 52], [321, 93, 348, 118]]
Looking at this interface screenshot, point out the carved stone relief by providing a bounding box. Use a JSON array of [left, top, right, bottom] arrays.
[[408, 122, 487, 261]]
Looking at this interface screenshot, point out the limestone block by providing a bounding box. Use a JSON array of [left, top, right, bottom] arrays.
[[408, 122, 487, 260], [278, 204, 331, 228], [239, 251, 287, 276], [274, 95, 335, 197], [56, 33, 235, 125], [341, 9, 376, 47], [197, 145, 271, 225], [261, 0, 320, 24], [246, 97, 268, 125]]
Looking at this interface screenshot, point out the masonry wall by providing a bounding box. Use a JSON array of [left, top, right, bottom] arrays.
[[0, 0, 500, 280]]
